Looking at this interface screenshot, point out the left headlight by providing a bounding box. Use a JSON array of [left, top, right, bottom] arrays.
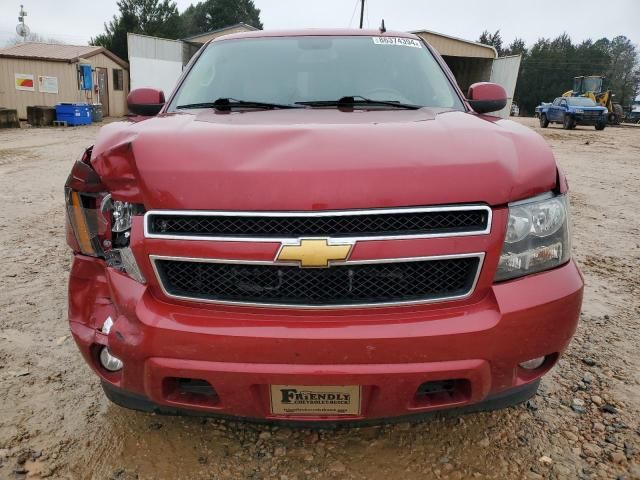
[[495, 193, 571, 282], [65, 149, 146, 284]]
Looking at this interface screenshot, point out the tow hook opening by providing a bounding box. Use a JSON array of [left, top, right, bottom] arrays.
[[415, 379, 471, 406], [163, 378, 220, 407]]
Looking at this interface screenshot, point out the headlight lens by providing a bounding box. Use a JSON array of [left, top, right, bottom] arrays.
[[495, 194, 571, 282], [111, 200, 133, 232]]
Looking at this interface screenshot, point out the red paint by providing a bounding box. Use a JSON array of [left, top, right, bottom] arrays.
[[91, 109, 556, 209], [467, 82, 508, 114], [69, 256, 582, 420], [127, 87, 165, 105], [66, 29, 583, 422], [127, 88, 166, 117], [467, 82, 507, 102]]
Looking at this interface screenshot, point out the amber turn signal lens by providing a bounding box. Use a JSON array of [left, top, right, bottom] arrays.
[[67, 190, 98, 256]]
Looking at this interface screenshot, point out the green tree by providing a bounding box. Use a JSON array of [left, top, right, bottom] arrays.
[[478, 30, 503, 56], [594, 36, 640, 108], [91, 0, 182, 61], [504, 38, 527, 57], [514, 35, 564, 113], [181, 0, 263, 37], [479, 30, 640, 114], [512, 33, 621, 114]]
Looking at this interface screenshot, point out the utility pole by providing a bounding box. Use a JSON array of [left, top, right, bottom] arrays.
[[17, 5, 29, 43], [359, 0, 365, 29]]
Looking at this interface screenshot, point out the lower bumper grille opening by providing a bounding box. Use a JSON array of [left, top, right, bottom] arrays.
[[153, 256, 481, 307], [163, 378, 219, 407], [415, 379, 471, 407]]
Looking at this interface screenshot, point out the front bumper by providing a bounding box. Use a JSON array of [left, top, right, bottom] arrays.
[[69, 256, 583, 422], [574, 114, 606, 125]]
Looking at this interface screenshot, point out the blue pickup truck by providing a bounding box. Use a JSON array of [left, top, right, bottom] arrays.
[[537, 97, 608, 130]]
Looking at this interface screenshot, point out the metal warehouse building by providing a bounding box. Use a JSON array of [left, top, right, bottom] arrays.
[[412, 29, 520, 117], [0, 43, 129, 119], [128, 24, 521, 118]]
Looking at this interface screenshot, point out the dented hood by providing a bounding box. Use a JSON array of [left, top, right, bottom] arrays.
[[91, 109, 557, 210]]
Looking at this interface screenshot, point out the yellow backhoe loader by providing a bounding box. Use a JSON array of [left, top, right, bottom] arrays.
[[562, 76, 624, 124]]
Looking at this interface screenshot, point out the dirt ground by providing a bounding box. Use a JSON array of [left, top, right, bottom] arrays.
[[0, 117, 639, 480]]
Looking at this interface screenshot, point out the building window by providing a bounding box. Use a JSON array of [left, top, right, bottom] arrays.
[[113, 69, 124, 91]]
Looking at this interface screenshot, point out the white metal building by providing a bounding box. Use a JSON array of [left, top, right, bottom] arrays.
[[412, 30, 521, 117], [127, 24, 259, 95], [127, 34, 183, 97]]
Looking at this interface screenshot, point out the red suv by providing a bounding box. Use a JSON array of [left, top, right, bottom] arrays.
[[65, 29, 583, 423]]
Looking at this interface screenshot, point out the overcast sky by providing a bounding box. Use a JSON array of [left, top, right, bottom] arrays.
[[1, 0, 638, 49]]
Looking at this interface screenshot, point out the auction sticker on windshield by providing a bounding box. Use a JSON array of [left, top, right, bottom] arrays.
[[372, 37, 422, 48], [270, 385, 361, 415]]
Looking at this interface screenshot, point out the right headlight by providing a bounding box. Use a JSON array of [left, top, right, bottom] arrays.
[[495, 193, 571, 282]]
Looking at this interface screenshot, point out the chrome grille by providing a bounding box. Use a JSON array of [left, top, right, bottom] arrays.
[[145, 206, 491, 241], [151, 254, 483, 308]]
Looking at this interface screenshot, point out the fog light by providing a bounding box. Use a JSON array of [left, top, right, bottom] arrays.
[[99, 347, 123, 372], [519, 356, 546, 370]]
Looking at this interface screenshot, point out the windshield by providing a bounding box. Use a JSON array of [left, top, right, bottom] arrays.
[[581, 77, 603, 93], [566, 97, 598, 107], [169, 36, 464, 110]]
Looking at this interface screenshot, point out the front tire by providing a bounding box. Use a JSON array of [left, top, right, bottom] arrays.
[[540, 114, 549, 128], [612, 104, 624, 124], [563, 114, 575, 130], [595, 121, 606, 131]]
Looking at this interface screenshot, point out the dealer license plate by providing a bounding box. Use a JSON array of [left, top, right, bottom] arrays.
[[269, 385, 361, 416]]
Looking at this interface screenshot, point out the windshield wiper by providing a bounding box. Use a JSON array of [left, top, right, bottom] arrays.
[[177, 98, 303, 111], [296, 96, 422, 110]]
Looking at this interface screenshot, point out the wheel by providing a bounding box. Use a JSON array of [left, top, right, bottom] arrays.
[[595, 122, 606, 131], [607, 112, 618, 124], [563, 114, 575, 130], [539, 114, 549, 128], [613, 104, 624, 124]]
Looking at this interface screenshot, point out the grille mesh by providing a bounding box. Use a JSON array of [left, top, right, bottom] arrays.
[[154, 257, 480, 306], [148, 209, 488, 239]]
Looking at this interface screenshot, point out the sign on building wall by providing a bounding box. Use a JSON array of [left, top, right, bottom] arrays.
[[15, 73, 35, 91], [38, 76, 59, 94]]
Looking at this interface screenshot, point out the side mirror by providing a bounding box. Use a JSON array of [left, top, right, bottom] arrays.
[[127, 88, 165, 116], [467, 82, 507, 114]]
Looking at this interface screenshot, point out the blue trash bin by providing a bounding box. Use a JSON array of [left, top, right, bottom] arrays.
[[55, 103, 92, 126]]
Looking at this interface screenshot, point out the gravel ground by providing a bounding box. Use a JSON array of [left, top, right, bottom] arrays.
[[0, 117, 639, 480]]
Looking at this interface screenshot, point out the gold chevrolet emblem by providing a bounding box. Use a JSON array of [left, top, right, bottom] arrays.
[[276, 239, 354, 268]]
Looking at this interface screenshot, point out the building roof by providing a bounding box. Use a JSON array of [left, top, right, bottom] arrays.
[[411, 29, 497, 58], [182, 23, 260, 42], [0, 42, 129, 69]]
